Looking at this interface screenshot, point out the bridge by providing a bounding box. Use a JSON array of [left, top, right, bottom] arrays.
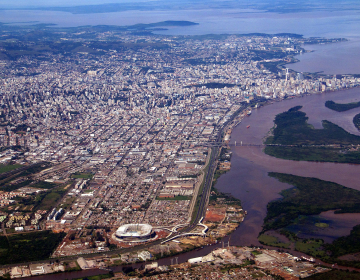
[[202, 142, 351, 148]]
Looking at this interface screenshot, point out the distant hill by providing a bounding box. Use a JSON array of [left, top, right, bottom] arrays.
[[3, 0, 359, 14]]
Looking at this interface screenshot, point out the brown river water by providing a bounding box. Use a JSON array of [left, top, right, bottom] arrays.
[[216, 87, 360, 246], [22, 88, 360, 279]]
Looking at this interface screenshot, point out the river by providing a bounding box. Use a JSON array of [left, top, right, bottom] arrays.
[[24, 88, 360, 280], [4, 5, 360, 278], [285, 37, 360, 75], [215, 87, 360, 246]]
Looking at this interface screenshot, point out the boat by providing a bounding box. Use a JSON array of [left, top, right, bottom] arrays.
[[301, 256, 315, 262], [246, 125, 250, 129]]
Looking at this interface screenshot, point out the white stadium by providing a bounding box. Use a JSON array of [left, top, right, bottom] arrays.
[[114, 224, 155, 242]]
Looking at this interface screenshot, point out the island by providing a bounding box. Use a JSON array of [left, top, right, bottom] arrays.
[[325, 100, 360, 112], [264, 106, 360, 163], [259, 172, 360, 269], [354, 113, 360, 131], [0, 19, 359, 279]]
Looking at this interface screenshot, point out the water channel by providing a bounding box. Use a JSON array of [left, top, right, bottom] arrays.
[[217, 87, 360, 246], [24, 87, 360, 280]]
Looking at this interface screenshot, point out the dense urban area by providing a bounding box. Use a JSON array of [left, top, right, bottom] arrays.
[[0, 24, 359, 279]]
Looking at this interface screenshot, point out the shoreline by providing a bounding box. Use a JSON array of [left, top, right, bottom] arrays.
[[220, 87, 360, 268], [2, 87, 360, 279]]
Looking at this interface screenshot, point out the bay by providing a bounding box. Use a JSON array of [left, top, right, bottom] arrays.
[[0, 9, 359, 39], [286, 37, 360, 75]]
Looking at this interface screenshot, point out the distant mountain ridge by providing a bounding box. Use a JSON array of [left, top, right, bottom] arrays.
[[2, 0, 360, 14]]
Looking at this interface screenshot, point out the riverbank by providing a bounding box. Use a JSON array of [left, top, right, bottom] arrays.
[[2, 90, 360, 280], [213, 87, 360, 265]]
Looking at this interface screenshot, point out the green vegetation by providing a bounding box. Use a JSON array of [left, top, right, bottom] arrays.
[[325, 100, 360, 112], [315, 223, 329, 228], [30, 181, 57, 189], [36, 191, 63, 210], [0, 164, 22, 174], [354, 113, 360, 131], [15, 184, 67, 212], [209, 185, 242, 207], [36, 186, 67, 211], [277, 229, 298, 243], [1, 180, 33, 193], [71, 172, 94, 179], [326, 224, 360, 258], [295, 239, 325, 257], [258, 234, 290, 248], [252, 49, 288, 61], [64, 261, 81, 272], [60, 196, 76, 210], [0, 162, 51, 190], [209, 147, 241, 206], [265, 145, 360, 164], [258, 60, 285, 74], [259, 173, 360, 268], [251, 250, 262, 256], [264, 106, 360, 163], [12, 124, 30, 134], [212, 169, 227, 188], [266, 106, 360, 145], [305, 269, 360, 280], [264, 223, 360, 268], [156, 195, 192, 201], [263, 173, 360, 231], [0, 231, 66, 265]]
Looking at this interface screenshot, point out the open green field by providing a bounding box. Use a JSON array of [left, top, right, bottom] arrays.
[[0, 231, 66, 265], [295, 239, 325, 257], [31, 181, 57, 189], [315, 223, 329, 228], [71, 172, 94, 179], [258, 234, 290, 248], [0, 162, 51, 191], [0, 164, 22, 174], [325, 100, 360, 112], [12, 184, 67, 212], [36, 190, 64, 210], [1, 180, 33, 192], [264, 106, 360, 163]]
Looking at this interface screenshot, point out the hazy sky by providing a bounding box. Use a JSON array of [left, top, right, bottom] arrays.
[[0, 0, 156, 8]]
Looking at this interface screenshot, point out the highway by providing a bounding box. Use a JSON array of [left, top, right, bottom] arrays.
[[167, 104, 248, 238], [0, 104, 250, 269]]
